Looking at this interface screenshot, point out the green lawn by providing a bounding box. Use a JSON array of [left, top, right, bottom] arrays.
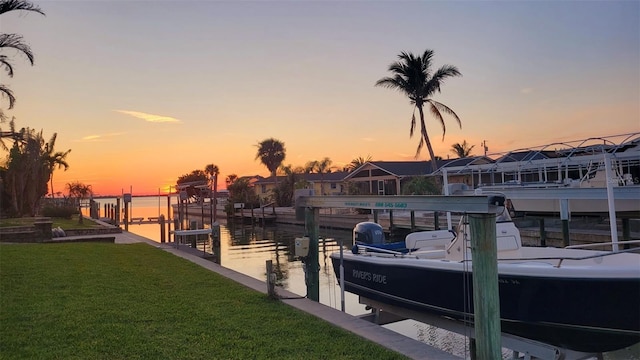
[[0, 243, 407, 359], [0, 216, 99, 230]]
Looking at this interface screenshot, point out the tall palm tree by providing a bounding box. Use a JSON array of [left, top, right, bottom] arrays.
[[451, 140, 475, 158], [255, 138, 286, 190], [0, 0, 45, 121], [43, 133, 71, 198], [204, 163, 219, 194], [204, 163, 219, 220], [375, 49, 462, 173]]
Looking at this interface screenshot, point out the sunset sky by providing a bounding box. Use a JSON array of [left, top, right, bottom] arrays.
[[3, 0, 639, 196]]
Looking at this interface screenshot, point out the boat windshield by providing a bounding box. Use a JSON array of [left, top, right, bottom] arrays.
[[496, 206, 512, 222]]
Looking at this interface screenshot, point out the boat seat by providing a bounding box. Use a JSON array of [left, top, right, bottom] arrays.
[[405, 230, 456, 250]]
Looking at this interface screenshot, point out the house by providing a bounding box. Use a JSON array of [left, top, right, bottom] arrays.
[[342, 160, 476, 195], [253, 171, 349, 202]]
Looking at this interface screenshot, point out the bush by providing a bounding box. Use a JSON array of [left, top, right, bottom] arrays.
[[41, 205, 77, 219]]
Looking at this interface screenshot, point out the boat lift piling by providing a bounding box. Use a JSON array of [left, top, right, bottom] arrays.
[[296, 194, 504, 360], [469, 212, 501, 359]]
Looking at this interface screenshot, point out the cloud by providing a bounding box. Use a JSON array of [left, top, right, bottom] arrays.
[[520, 87, 534, 94], [115, 110, 181, 123], [78, 132, 125, 142]]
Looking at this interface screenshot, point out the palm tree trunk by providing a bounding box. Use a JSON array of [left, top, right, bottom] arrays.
[[418, 106, 438, 173]]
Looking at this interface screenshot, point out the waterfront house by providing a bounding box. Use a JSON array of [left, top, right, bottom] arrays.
[[253, 171, 349, 202], [343, 160, 470, 195]]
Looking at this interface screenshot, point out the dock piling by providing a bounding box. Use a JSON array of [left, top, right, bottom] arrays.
[[304, 207, 320, 302], [469, 213, 501, 360], [159, 215, 166, 243]]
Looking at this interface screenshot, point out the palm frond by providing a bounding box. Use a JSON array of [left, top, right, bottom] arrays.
[[0, 0, 45, 15], [0, 84, 16, 109], [430, 99, 462, 129], [427, 100, 447, 140], [415, 136, 425, 158], [426, 65, 462, 94], [0, 55, 14, 77], [0, 34, 35, 65], [409, 109, 416, 137]]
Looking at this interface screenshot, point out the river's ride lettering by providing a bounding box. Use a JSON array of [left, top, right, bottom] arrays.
[[353, 270, 387, 284]]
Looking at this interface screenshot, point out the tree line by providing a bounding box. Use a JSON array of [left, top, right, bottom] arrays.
[[178, 135, 476, 211]]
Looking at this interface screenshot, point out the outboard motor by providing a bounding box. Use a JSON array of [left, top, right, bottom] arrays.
[[353, 222, 385, 245]]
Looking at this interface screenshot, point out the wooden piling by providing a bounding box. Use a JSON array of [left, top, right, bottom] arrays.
[[539, 218, 546, 247], [124, 201, 129, 232], [410, 211, 416, 231], [560, 199, 570, 247], [305, 207, 320, 302], [266, 260, 276, 299], [622, 218, 630, 250], [469, 213, 501, 360], [159, 215, 166, 243], [166, 195, 172, 242]]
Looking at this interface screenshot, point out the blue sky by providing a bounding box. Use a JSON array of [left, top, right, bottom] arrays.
[[3, 0, 639, 195]]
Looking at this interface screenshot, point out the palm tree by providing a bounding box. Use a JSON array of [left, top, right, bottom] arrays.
[[204, 163, 219, 220], [204, 163, 219, 193], [66, 181, 92, 224], [255, 137, 286, 191], [451, 140, 475, 158], [345, 155, 372, 172], [225, 174, 238, 188], [375, 49, 462, 173], [0, 0, 45, 121], [3, 124, 44, 216], [307, 157, 333, 195], [43, 133, 70, 198], [273, 164, 302, 206]]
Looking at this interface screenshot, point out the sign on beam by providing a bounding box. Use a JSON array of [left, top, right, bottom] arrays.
[[296, 195, 505, 214]]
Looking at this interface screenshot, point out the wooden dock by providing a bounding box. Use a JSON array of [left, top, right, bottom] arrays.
[[125, 217, 174, 225], [231, 207, 277, 225]]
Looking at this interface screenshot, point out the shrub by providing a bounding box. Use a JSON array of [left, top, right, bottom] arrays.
[[41, 205, 77, 219]]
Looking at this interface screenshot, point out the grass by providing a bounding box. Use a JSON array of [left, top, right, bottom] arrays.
[[0, 216, 100, 230], [0, 242, 408, 360]]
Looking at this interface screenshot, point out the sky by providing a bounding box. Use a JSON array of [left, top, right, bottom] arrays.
[[2, 0, 639, 196]]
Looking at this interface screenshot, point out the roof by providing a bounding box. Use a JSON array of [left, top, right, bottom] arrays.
[[252, 171, 349, 185], [344, 160, 445, 180]]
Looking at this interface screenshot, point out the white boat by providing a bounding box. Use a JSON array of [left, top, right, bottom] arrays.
[[331, 200, 640, 353]]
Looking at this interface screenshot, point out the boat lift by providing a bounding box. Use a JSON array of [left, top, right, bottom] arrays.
[[295, 194, 602, 360], [297, 194, 505, 359]]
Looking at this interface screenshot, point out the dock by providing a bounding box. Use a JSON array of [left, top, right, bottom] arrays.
[[125, 216, 174, 225]]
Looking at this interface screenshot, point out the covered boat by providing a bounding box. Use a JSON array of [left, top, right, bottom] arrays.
[[330, 208, 640, 353]]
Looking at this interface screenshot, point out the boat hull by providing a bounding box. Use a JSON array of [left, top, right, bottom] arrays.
[[331, 253, 640, 353]]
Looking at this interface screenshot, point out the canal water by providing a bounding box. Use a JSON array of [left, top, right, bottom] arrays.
[[90, 196, 639, 360]]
